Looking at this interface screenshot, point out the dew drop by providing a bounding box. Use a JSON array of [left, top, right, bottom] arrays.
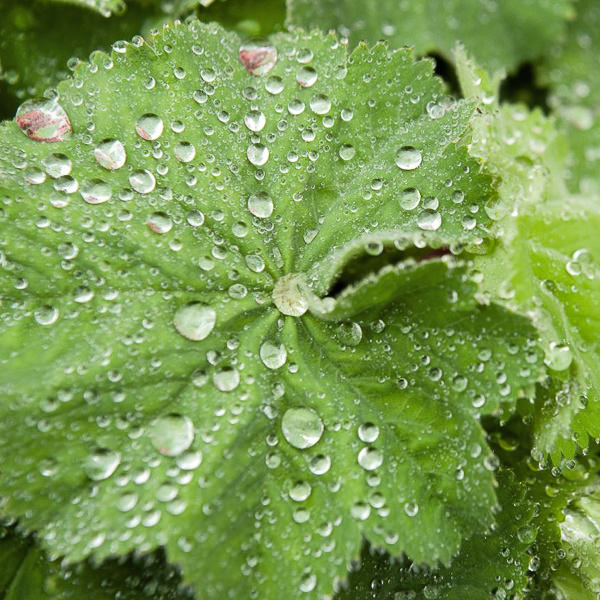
[[174, 142, 196, 163], [358, 447, 383, 471], [309, 454, 331, 475], [176, 450, 202, 470], [248, 191, 273, 218], [213, 367, 240, 392], [80, 179, 112, 204], [299, 573, 317, 593], [94, 139, 126, 170], [395, 146, 422, 170], [129, 169, 156, 194], [16, 98, 72, 142], [358, 422, 379, 443], [34, 305, 59, 325], [135, 113, 163, 140], [42, 153, 72, 178], [417, 209, 442, 231], [281, 407, 324, 449], [339, 144, 355, 161], [83, 448, 121, 481], [297, 66, 318, 87], [289, 480, 312, 502], [309, 94, 331, 115], [149, 414, 194, 457], [186, 210, 205, 227], [147, 211, 172, 234], [273, 274, 309, 317], [173, 303, 216, 341], [260, 341, 287, 369], [239, 41, 277, 76], [404, 502, 419, 517], [544, 342, 573, 371], [244, 110, 266, 132], [399, 187, 421, 210], [247, 144, 269, 166]]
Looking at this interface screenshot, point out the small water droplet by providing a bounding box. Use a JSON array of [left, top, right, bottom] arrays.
[[16, 98, 72, 142], [239, 41, 277, 76], [173, 303, 216, 341], [147, 211, 172, 234], [149, 413, 194, 457], [34, 305, 59, 325], [404, 501, 419, 517], [358, 422, 379, 443], [339, 144, 355, 161], [248, 191, 273, 218], [136, 113, 163, 140], [395, 146, 422, 170], [213, 367, 240, 392], [83, 448, 121, 481], [244, 110, 266, 133], [94, 139, 126, 170], [309, 454, 331, 475], [297, 67, 318, 87], [260, 341, 287, 369], [281, 407, 323, 449]]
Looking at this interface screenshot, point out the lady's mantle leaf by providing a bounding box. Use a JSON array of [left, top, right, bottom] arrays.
[[0, 526, 189, 599], [0, 20, 542, 598], [286, 0, 574, 72]]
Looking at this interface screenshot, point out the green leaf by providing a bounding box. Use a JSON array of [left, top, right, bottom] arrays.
[[0, 20, 543, 598], [286, 0, 574, 72], [0, 526, 188, 599], [50, 0, 126, 17], [537, 0, 600, 194], [334, 469, 536, 600]]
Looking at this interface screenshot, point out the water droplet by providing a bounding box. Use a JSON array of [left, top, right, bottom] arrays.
[[129, 169, 156, 194], [186, 210, 205, 227], [544, 342, 573, 371], [174, 141, 196, 163], [94, 139, 126, 170], [309, 94, 331, 115], [83, 448, 120, 481], [281, 407, 323, 449], [16, 98, 72, 142], [395, 146, 422, 170], [80, 179, 112, 204], [404, 501, 419, 517], [213, 367, 240, 392], [309, 454, 331, 475], [260, 341, 287, 369], [339, 144, 355, 161], [358, 422, 379, 443], [289, 480, 311, 502], [297, 66, 317, 87], [147, 211, 172, 234], [42, 153, 72, 178], [400, 187, 421, 210], [176, 450, 202, 470], [351, 502, 371, 520], [245, 110, 266, 132], [149, 414, 194, 457], [136, 113, 163, 140], [34, 305, 59, 325], [358, 447, 383, 471], [273, 274, 309, 317], [299, 572, 317, 593], [247, 144, 269, 166], [417, 209, 442, 231], [173, 303, 216, 341], [239, 41, 277, 76], [336, 321, 362, 346], [248, 191, 273, 218]]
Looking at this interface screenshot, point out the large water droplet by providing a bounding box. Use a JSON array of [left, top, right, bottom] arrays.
[[417, 209, 442, 231], [244, 110, 266, 132], [149, 414, 194, 457], [42, 153, 72, 178], [16, 98, 72, 142], [358, 422, 379, 443], [281, 407, 324, 449], [544, 342, 573, 371], [34, 305, 59, 325], [296, 66, 318, 87], [94, 139, 126, 170], [273, 274, 308, 317], [80, 179, 112, 204], [260, 341, 287, 369], [239, 41, 277, 76], [174, 141, 196, 163], [309, 94, 331, 115], [136, 113, 163, 140], [395, 146, 422, 170], [147, 211, 172, 234], [129, 169, 156, 194], [247, 144, 269, 166], [399, 187, 421, 210], [173, 303, 216, 341], [248, 191, 273, 218], [84, 448, 121, 481], [213, 367, 240, 392], [358, 447, 383, 471], [289, 480, 312, 502]]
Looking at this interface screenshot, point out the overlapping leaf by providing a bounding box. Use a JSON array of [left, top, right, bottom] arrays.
[[286, 0, 574, 72], [0, 20, 543, 599]]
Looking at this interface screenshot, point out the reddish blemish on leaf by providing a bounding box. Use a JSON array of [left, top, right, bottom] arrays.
[[15, 99, 72, 142]]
